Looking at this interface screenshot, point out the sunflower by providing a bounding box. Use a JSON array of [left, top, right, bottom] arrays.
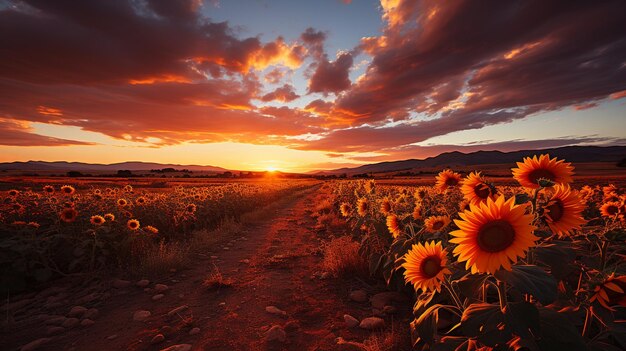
[[386, 214, 402, 238], [603, 193, 620, 203], [364, 180, 375, 194], [600, 202, 621, 218], [450, 196, 537, 274], [414, 188, 428, 201], [412, 203, 423, 220], [357, 198, 369, 217], [8, 189, 19, 197], [590, 273, 626, 311], [579, 185, 594, 202], [136, 197, 146, 205], [93, 189, 102, 195], [339, 203, 352, 217], [127, 219, 140, 230], [435, 170, 462, 193], [461, 172, 495, 205], [61, 185, 75, 195], [380, 198, 392, 216], [60, 208, 78, 223], [424, 215, 450, 233], [123, 185, 133, 192], [402, 241, 451, 292], [117, 198, 128, 207], [90, 215, 105, 225], [43, 185, 54, 194], [12, 203, 24, 212], [104, 213, 115, 221], [511, 154, 574, 189], [602, 184, 618, 197], [543, 185, 586, 237], [144, 225, 159, 234], [186, 203, 197, 213]]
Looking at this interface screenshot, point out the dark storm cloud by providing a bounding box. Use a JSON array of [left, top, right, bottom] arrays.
[[260, 84, 300, 102]]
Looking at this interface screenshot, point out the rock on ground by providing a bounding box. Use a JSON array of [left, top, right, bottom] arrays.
[[359, 317, 385, 330], [343, 314, 359, 328], [265, 325, 287, 343], [20, 338, 52, 351], [265, 306, 287, 316], [154, 284, 169, 292], [349, 290, 368, 303], [68, 306, 87, 318], [133, 310, 151, 322]]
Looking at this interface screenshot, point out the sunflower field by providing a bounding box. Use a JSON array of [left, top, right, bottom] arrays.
[[330, 154, 626, 350], [0, 180, 314, 292]]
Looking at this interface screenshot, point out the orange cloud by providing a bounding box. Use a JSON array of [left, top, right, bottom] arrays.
[[129, 75, 191, 85], [610, 90, 626, 99], [0, 117, 93, 146], [37, 106, 63, 117]]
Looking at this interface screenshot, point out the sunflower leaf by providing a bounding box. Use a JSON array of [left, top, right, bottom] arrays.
[[503, 301, 540, 338], [460, 303, 502, 336], [410, 304, 440, 346], [532, 242, 576, 279], [514, 193, 530, 205], [494, 265, 557, 305], [536, 307, 586, 351], [454, 273, 488, 301]]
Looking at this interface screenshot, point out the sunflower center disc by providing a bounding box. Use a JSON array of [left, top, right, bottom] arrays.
[[545, 200, 564, 222], [474, 183, 491, 199], [477, 220, 516, 253], [528, 168, 555, 184], [433, 221, 444, 230], [420, 257, 442, 278], [445, 177, 459, 186]]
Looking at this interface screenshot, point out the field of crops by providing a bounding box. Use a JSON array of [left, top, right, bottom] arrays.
[[324, 154, 625, 350], [0, 179, 317, 292], [1, 154, 625, 350]]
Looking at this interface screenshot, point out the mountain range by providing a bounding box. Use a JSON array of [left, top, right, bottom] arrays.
[[0, 145, 624, 175], [319, 145, 626, 175], [0, 161, 227, 173]]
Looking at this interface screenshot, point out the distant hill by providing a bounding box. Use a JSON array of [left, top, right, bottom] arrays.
[[0, 161, 228, 173], [320, 145, 626, 175]]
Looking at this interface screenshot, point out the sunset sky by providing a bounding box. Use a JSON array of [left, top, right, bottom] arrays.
[[1, 0, 625, 172]]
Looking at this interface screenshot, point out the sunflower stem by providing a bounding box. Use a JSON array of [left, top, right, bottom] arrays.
[[496, 280, 508, 311], [582, 306, 592, 337], [599, 240, 609, 271], [443, 279, 463, 309], [531, 188, 542, 217]]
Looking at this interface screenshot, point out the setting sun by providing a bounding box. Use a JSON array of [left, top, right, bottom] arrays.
[[266, 166, 278, 172]]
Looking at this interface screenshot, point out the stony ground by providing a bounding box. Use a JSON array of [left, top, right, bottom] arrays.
[[1, 187, 412, 351]]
